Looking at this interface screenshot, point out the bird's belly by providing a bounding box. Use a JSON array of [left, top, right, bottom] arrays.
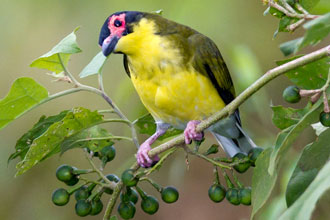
[[131, 70, 226, 127]]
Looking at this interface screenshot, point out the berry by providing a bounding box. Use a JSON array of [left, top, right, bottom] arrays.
[[320, 111, 330, 127], [283, 86, 301, 103], [248, 147, 264, 166], [65, 176, 79, 186], [74, 186, 90, 201], [233, 153, 251, 173], [52, 188, 70, 206], [75, 200, 92, 217], [239, 187, 251, 206], [141, 195, 159, 215], [56, 165, 75, 182], [99, 145, 116, 162], [161, 186, 179, 203], [226, 188, 240, 205], [122, 169, 138, 187], [120, 188, 139, 204], [118, 201, 136, 220], [104, 174, 120, 194], [208, 184, 226, 203], [90, 199, 103, 216]]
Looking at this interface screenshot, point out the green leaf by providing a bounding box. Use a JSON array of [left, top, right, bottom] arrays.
[[271, 103, 311, 130], [79, 51, 108, 78], [277, 56, 330, 89], [279, 13, 330, 56], [0, 77, 48, 130], [30, 27, 82, 73], [15, 107, 104, 176], [300, 0, 321, 10], [134, 114, 182, 141], [268, 94, 325, 175], [279, 161, 330, 220], [286, 128, 330, 207], [251, 148, 278, 219], [8, 111, 69, 163], [61, 126, 114, 153]]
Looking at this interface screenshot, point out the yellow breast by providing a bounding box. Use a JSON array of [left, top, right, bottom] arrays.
[[115, 18, 225, 126]]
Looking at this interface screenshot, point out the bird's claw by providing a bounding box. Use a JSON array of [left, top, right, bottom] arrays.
[[184, 120, 204, 144], [136, 143, 159, 168]]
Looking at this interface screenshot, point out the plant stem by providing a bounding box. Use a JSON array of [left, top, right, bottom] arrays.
[[103, 181, 123, 220], [187, 149, 231, 169]]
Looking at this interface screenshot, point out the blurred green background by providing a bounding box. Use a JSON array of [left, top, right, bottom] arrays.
[[1, 0, 329, 219]]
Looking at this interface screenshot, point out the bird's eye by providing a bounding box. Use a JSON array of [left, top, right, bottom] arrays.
[[114, 19, 122, 27]]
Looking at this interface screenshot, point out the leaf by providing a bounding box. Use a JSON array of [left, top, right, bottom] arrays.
[[134, 114, 182, 141], [279, 161, 330, 220], [79, 51, 108, 78], [251, 148, 278, 219], [271, 103, 311, 130], [311, 122, 329, 136], [276, 56, 330, 89], [268, 94, 325, 175], [300, 0, 321, 10], [15, 107, 104, 176], [30, 27, 82, 73], [61, 126, 114, 153], [0, 77, 48, 130], [8, 111, 69, 163], [285, 128, 330, 207], [274, 16, 299, 37], [279, 13, 330, 56]]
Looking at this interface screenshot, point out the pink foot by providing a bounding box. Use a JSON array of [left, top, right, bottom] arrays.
[[184, 120, 204, 144], [136, 142, 159, 168]]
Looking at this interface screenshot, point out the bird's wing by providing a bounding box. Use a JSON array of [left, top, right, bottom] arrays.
[[123, 54, 130, 77], [188, 33, 236, 105]]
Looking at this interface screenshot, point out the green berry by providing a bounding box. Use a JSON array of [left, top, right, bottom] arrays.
[[120, 188, 139, 204], [74, 186, 90, 201], [90, 199, 103, 216], [248, 147, 263, 167], [56, 165, 75, 182], [226, 188, 240, 205], [52, 188, 70, 206], [75, 200, 92, 217], [239, 187, 251, 206], [233, 153, 251, 173], [161, 186, 179, 203], [208, 184, 226, 203], [320, 111, 330, 127], [122, 169, 138, 187], [283, 86, 301, 103], [141, 195, 159, 215], [65, 176, 79, 186], [118, 201, 136, 220], [104, 174, 120, 194], [99, 145, 116, 162]]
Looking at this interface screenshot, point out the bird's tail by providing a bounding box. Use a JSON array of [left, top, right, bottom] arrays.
[[211, 122, 257, 158]]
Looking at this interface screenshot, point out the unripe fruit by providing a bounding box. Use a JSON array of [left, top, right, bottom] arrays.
[[226, 188, 240, 205], [320, 111, 330, 127], [283, 86, 301, 103], [239, 187, 252, 206], [122, 169, 138, 187], [120, 188, 139, 204], [248, 147, 264, 167], [99, 145, 116, 162], [56, 165, 74, 182], [74, 186, 90, 201], [52, 188, 70, 206], [90, 199, 103, 216], [118, 201, 136, 220], [208, 184, 226, 203], [141, 195, 159, 215], [104, 174, 120, 194], [75, 200, 92, 217], [161, 186, 179, 203], [233, 153, 251, 173], [65, 176, 79, 186]]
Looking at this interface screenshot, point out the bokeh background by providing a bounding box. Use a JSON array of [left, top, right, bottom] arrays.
[[1, 0, 329, 220]]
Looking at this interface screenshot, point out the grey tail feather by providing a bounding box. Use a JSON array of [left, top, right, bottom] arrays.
[[212, 123, 257, 158]]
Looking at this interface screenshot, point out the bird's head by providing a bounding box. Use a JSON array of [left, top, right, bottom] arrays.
[[99, 11, 144, 56]]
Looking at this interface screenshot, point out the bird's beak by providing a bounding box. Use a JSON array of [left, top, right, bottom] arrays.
[[102, 35, 119, 56]]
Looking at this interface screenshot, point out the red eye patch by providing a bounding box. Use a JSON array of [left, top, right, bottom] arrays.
[[108, 13, 126, 37]]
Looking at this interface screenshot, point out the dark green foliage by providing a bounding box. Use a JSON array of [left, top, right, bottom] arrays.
[[52, 188, 70, 206], [208, 184, 226, 203], [161, 186, 179, 203]]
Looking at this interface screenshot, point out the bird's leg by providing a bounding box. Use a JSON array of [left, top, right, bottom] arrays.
[[184, 120, 204, 144], [136, 125, 168, 168]]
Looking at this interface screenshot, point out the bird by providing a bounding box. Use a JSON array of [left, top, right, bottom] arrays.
[[99, 11, 257, 168]]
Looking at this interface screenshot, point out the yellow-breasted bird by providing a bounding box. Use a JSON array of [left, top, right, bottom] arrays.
[[99, 11, 257, 167]]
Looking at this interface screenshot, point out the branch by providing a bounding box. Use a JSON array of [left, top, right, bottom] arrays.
[[148, 45, 330, 158]]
